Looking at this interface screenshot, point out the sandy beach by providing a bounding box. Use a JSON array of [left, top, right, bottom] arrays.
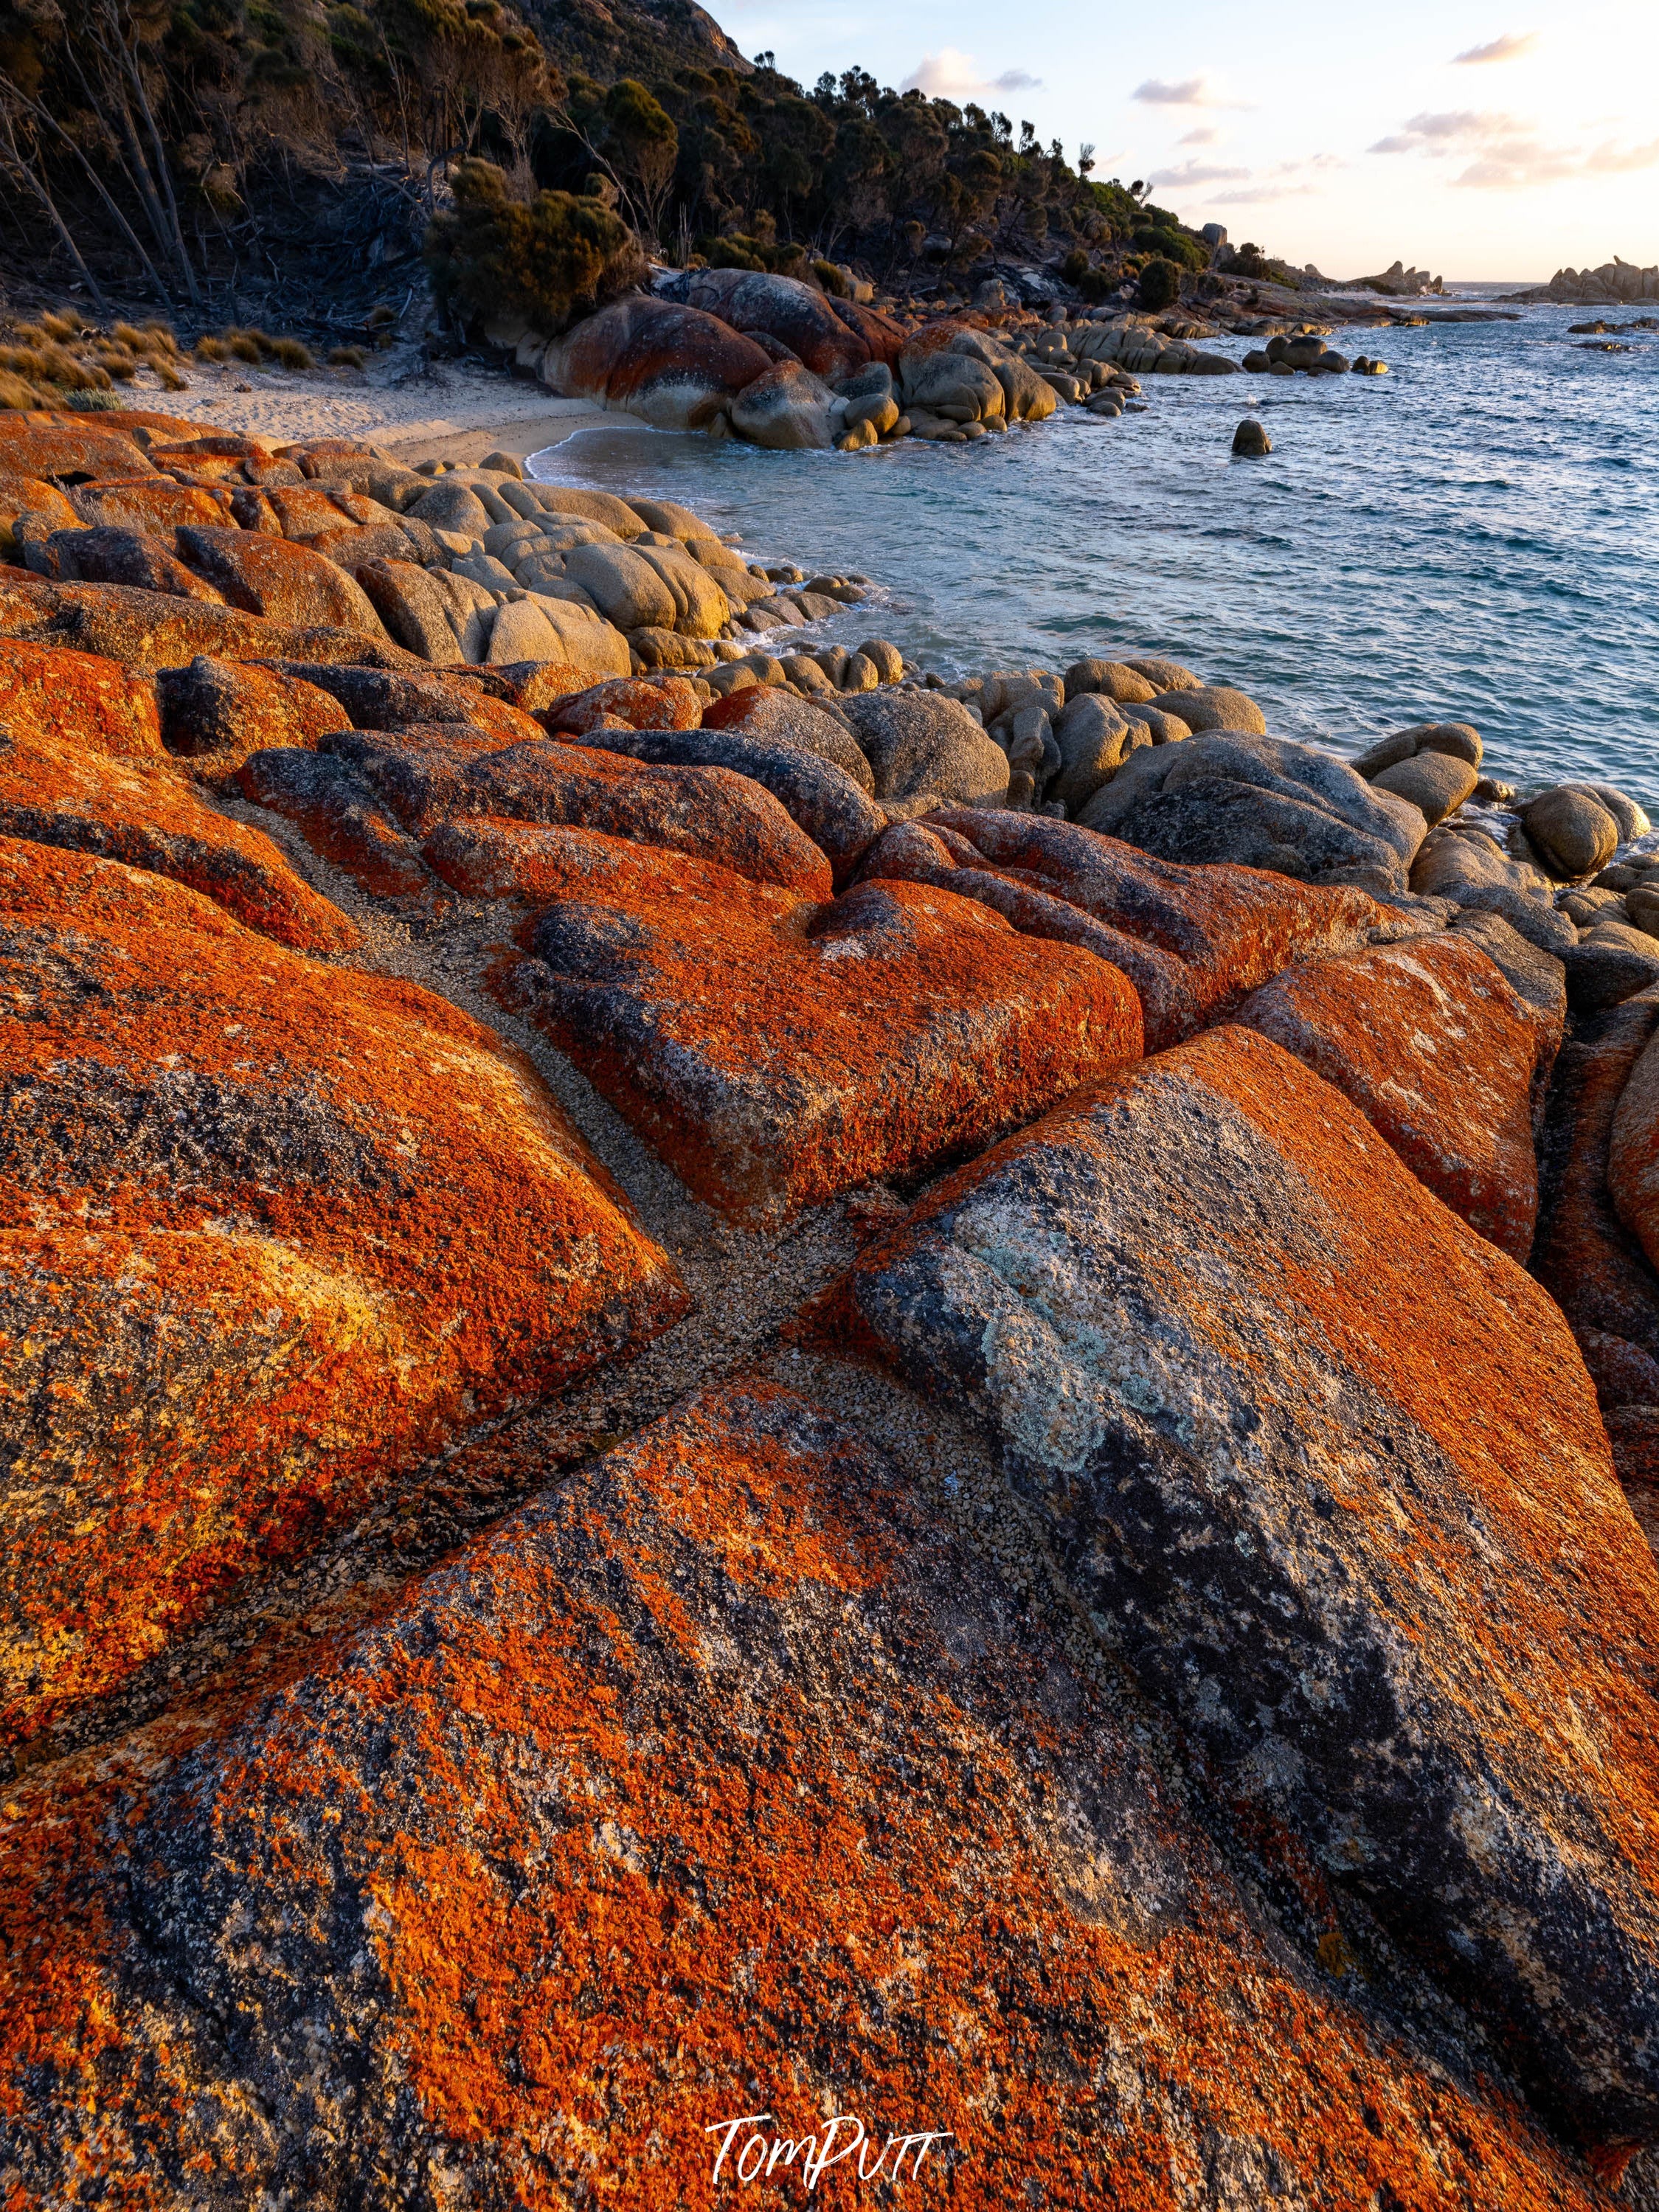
[[126, 349, 619, 466]]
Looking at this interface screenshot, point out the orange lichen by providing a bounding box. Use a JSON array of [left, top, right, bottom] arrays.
[[513, 831, 1143, 1219], [1, 1384, 1618, 2207], [0, 838, 687, 1744], [0, 639, 163, 758], [1230, 932, 1559, 1256], [0, 724, 359, 947]]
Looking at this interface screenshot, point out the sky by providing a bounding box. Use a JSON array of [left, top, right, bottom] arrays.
[[718, 0, 1659, 280]]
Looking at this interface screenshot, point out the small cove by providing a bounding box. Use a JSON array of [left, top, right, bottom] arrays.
[[529, 302, 1659, 803]]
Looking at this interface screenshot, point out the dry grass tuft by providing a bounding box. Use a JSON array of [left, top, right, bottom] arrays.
[[194, 335, 228, 362], [328, 344, 367, 369]]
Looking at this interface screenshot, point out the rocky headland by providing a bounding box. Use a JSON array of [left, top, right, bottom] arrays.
[[6, 401, 1659, 2207], [1504, 259, 1659, 306]]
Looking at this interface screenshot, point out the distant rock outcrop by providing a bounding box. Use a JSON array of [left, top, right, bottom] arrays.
[[1504, 258, 1659, 305]]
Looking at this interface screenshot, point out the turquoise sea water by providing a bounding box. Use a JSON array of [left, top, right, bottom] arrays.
[[527, 301, 1659, 803]]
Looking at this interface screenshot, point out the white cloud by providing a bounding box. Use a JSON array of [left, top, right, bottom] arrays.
[[901, 49, 1042, 99], [1132, 75, 1250, 109], [1369, 108, 1659, 187], [1156, 154, 1343, 204], [1453, 31, 1539, 63], [1179, 125, 1222, 146], [1147, 159, 1250, 188]]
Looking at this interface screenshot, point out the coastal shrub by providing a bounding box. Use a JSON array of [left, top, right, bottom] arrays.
[[811, 257, 849, 297], [426, 160, 646, 335], [1135, 225, 1207, 273], [1138, 257, 1182, 312]]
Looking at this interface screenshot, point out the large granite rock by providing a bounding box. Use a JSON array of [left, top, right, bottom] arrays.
[[1410, 821, 1576, 953], [247, 726, 834, 897], [1079, 731, 1424, 892], [859, 808, 1432, 1049], [0, 839, 685, 1746], [838, 688, 1011, 806], [1230, 931, 1561, 1257], [657, 266, 873, 381], [0, 571, 418, 672], [4, 1381, 1619, 2207], [702, 682, 876, 792], [1, 721, 360, 951], [822, 1023, 1659, 2145], [0, 637, 164, 758], [512, 833, 1141, 1221], [572, 724, 887, 882], [541, 295, 775, 432]]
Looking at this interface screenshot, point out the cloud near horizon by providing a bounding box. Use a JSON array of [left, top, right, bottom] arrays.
[[901, 49, 1042, 99], [1179, 125, 1222, 145], [1132, 75, 1250, 110], [1370, 108, 1659, 187], [1149, 153, 1343, 204], [1453, 31, 1539, 64]]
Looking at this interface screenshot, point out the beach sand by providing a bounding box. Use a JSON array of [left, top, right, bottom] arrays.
[[121, 350, 620, 466]]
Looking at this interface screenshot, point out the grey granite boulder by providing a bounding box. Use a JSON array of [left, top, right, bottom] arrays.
[[838, 688, 1011, 807], [1078, 731, 1424, 892], [1371, 749, 1480, 824], [1410, 823, 1576, 952]]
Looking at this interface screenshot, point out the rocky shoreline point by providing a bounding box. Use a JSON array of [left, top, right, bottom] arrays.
[[489, 264, 1400, 449], [7, 403, 1659, 2208]]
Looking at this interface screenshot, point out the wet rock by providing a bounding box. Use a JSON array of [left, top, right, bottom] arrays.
[[1371, 749, 1480, 825], [837, 688, 1011, 807], [1230, 932, 1560, 1256], [1232, 417, 1272, 455], [514, 834, 1140, 1221], [0, 838, 685, 1744], [1078, 731, 1424, 893], [1523, 786, 1621, 880], [824, 1023, 1659, 2146], [862, 808, 1433, 1049]]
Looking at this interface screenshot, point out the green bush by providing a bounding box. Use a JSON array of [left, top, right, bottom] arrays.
[[426, 159, 647, 333], [1134, 225, 1207, 272], [1138, 257, 1182, 312]]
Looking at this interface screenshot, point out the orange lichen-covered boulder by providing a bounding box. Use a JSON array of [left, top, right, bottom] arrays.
[[0, 839, 686, 1747], [284, 724, 835, 896], [820, 1023, 1659, 2146], [513, 831, 1141, 1220], [0, 720, 356, 949], [1230, 932, 1561, 1258], [1534, 991, 1659, 1430], [175, 524, 389, 634], [541, 295, 775, 431], [154, 655, 347, 771], [0, 571, 418, 670], [861, 807, 1430, 1048], [540, 673, 702, 735], [0, 420, 156, 480], [43, 522, 227, 602], [1, 1381, 1633, 2208], [259, 659, 544, 745], [658, 266, 873, 381], [0, 638, 163, 757], [69, 478, 240, 533], [0, 471, 77, 555]]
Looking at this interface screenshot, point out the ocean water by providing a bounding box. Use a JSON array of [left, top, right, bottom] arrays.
[[527, 301, 1659, 805]]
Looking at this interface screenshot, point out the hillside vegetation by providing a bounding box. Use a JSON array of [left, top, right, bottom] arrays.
[[0, 0, 1235, 339]]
